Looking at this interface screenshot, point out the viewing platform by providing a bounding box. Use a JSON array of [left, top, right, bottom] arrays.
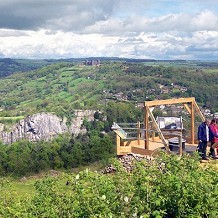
[[112, 97, 204, 157], [115, 136, 198, 157]]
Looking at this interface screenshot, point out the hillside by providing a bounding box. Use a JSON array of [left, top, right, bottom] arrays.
[[0, 57, 156, 78], [0, 60, 217, 121], [0, 58, 55, 78]]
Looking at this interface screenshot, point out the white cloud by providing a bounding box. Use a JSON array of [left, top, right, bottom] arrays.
[[84, 10, 218, 35], [0, 1, 218, 59], [0, 30, 121, 58], [191, 10, 218, 31], [0, 28, 218, 60]]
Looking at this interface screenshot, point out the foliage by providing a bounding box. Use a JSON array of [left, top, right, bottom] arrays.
[[0, 152, 217, 217], [0, 60, 217, 119], [0, 130, 115, 176], [0, 58, 52, 78], [106, 101, 143, 125]]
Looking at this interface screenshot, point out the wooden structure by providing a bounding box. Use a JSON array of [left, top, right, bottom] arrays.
[[114, 97, 205, 156]]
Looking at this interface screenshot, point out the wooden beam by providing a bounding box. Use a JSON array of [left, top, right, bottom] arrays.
[[145, 97, 195, 107], [183, 103, 191, 114], [144, 105, 149, 149], [137, 121, 140, 145], [151, 121, 155, 141], [193, 100, 205, 121], [116, 134, 121, 155], [131, 147, 154, 156], [191, 101, 195, 144], [146, 106, 169, 149]]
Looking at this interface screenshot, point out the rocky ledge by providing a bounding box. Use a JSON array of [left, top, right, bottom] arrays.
[[0, 110, 95, 144]]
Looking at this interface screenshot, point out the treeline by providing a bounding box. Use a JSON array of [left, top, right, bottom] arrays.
[[0, 101, 143, 176], [0, 131, 115, 176]]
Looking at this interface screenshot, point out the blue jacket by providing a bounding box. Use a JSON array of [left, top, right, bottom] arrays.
[[197, 122, 213, 142]]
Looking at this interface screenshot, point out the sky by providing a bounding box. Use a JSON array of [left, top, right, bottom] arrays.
[[0, 0, 218, 60]]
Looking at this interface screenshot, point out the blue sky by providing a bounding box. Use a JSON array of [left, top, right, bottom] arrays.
[[0, 0, 218, 60]]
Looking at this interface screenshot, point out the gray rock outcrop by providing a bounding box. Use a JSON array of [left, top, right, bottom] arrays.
[[70, 110, 95, 135], [0, 110, 95, 144]]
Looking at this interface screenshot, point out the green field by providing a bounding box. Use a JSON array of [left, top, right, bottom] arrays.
[[0, 60, 217, 119]]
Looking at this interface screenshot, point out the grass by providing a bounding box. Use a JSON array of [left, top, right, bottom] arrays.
[[4, 161, 106, 199], [10, 178, 37, 198], [204, 68, 218, 73], [0, 116, 25, 120], [3, 157, 217, 201]]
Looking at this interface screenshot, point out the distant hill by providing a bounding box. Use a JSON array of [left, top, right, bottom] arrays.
[[0, 57, 155, 78], [1, 57, 216, 78], [0, 59, 217, 120], [0, 58, 54, 77]]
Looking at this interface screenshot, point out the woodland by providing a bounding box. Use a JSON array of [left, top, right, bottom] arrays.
[[0, 58, 217, 217]]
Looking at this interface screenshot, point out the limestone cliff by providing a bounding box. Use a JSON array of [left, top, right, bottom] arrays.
[[0, 110, 95, 144]]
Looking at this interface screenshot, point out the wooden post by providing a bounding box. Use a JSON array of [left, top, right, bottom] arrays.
[[144, 105, 149, 150], [146, 106, 169, 150], [116, 134, 121, 155], [151, 121, 155, 141], [179, 133, 182, 156], [137, 121, 140, 145], [191, 100, 195, 144]]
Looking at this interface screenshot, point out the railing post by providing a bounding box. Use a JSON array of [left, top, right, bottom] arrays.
[[152, 122, 155, 141], [166, 140, 170, 153], [116, 134, 121, 155], [179, 133, 183, 156], [137, 121, 140, 145], [144, 106, 149, 150]]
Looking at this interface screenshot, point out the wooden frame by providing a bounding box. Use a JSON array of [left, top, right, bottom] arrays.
[[144, 97, 205, 150], [113, 97, 205, 155]]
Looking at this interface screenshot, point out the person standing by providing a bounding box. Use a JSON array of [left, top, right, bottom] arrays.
[[216, 119, 218, 156], [209, 119, 218, 159], [197, 119, 213, 160]]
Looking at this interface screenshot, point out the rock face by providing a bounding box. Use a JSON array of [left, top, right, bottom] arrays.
[[70, 110, 95, 136], [0, 110, 95, 144]]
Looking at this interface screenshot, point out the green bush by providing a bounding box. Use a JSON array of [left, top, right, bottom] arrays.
[[1, 152, 217, 217]]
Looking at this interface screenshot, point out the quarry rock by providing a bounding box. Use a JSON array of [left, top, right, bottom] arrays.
[[0, 110, 95, 144]]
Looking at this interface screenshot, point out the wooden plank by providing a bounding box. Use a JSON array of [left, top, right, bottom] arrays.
[[191, 101, 195, 144], [146, 106, 169, 149], [118, 147, 132, 153], [131, 146, 163, 157], [144, 104, 149, 149], [151, 122, 155, 141], [193, 100, 205, 121], [131, 147, 154, 156], [116, 134, 121, 155], [137, 121, 140, 145], [145, 97, 195, 107], [183, 103, 191, 114]]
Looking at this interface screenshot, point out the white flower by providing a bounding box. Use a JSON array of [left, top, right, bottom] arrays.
[[124, 196, 129, 202], [101, 195, 106, 200]]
